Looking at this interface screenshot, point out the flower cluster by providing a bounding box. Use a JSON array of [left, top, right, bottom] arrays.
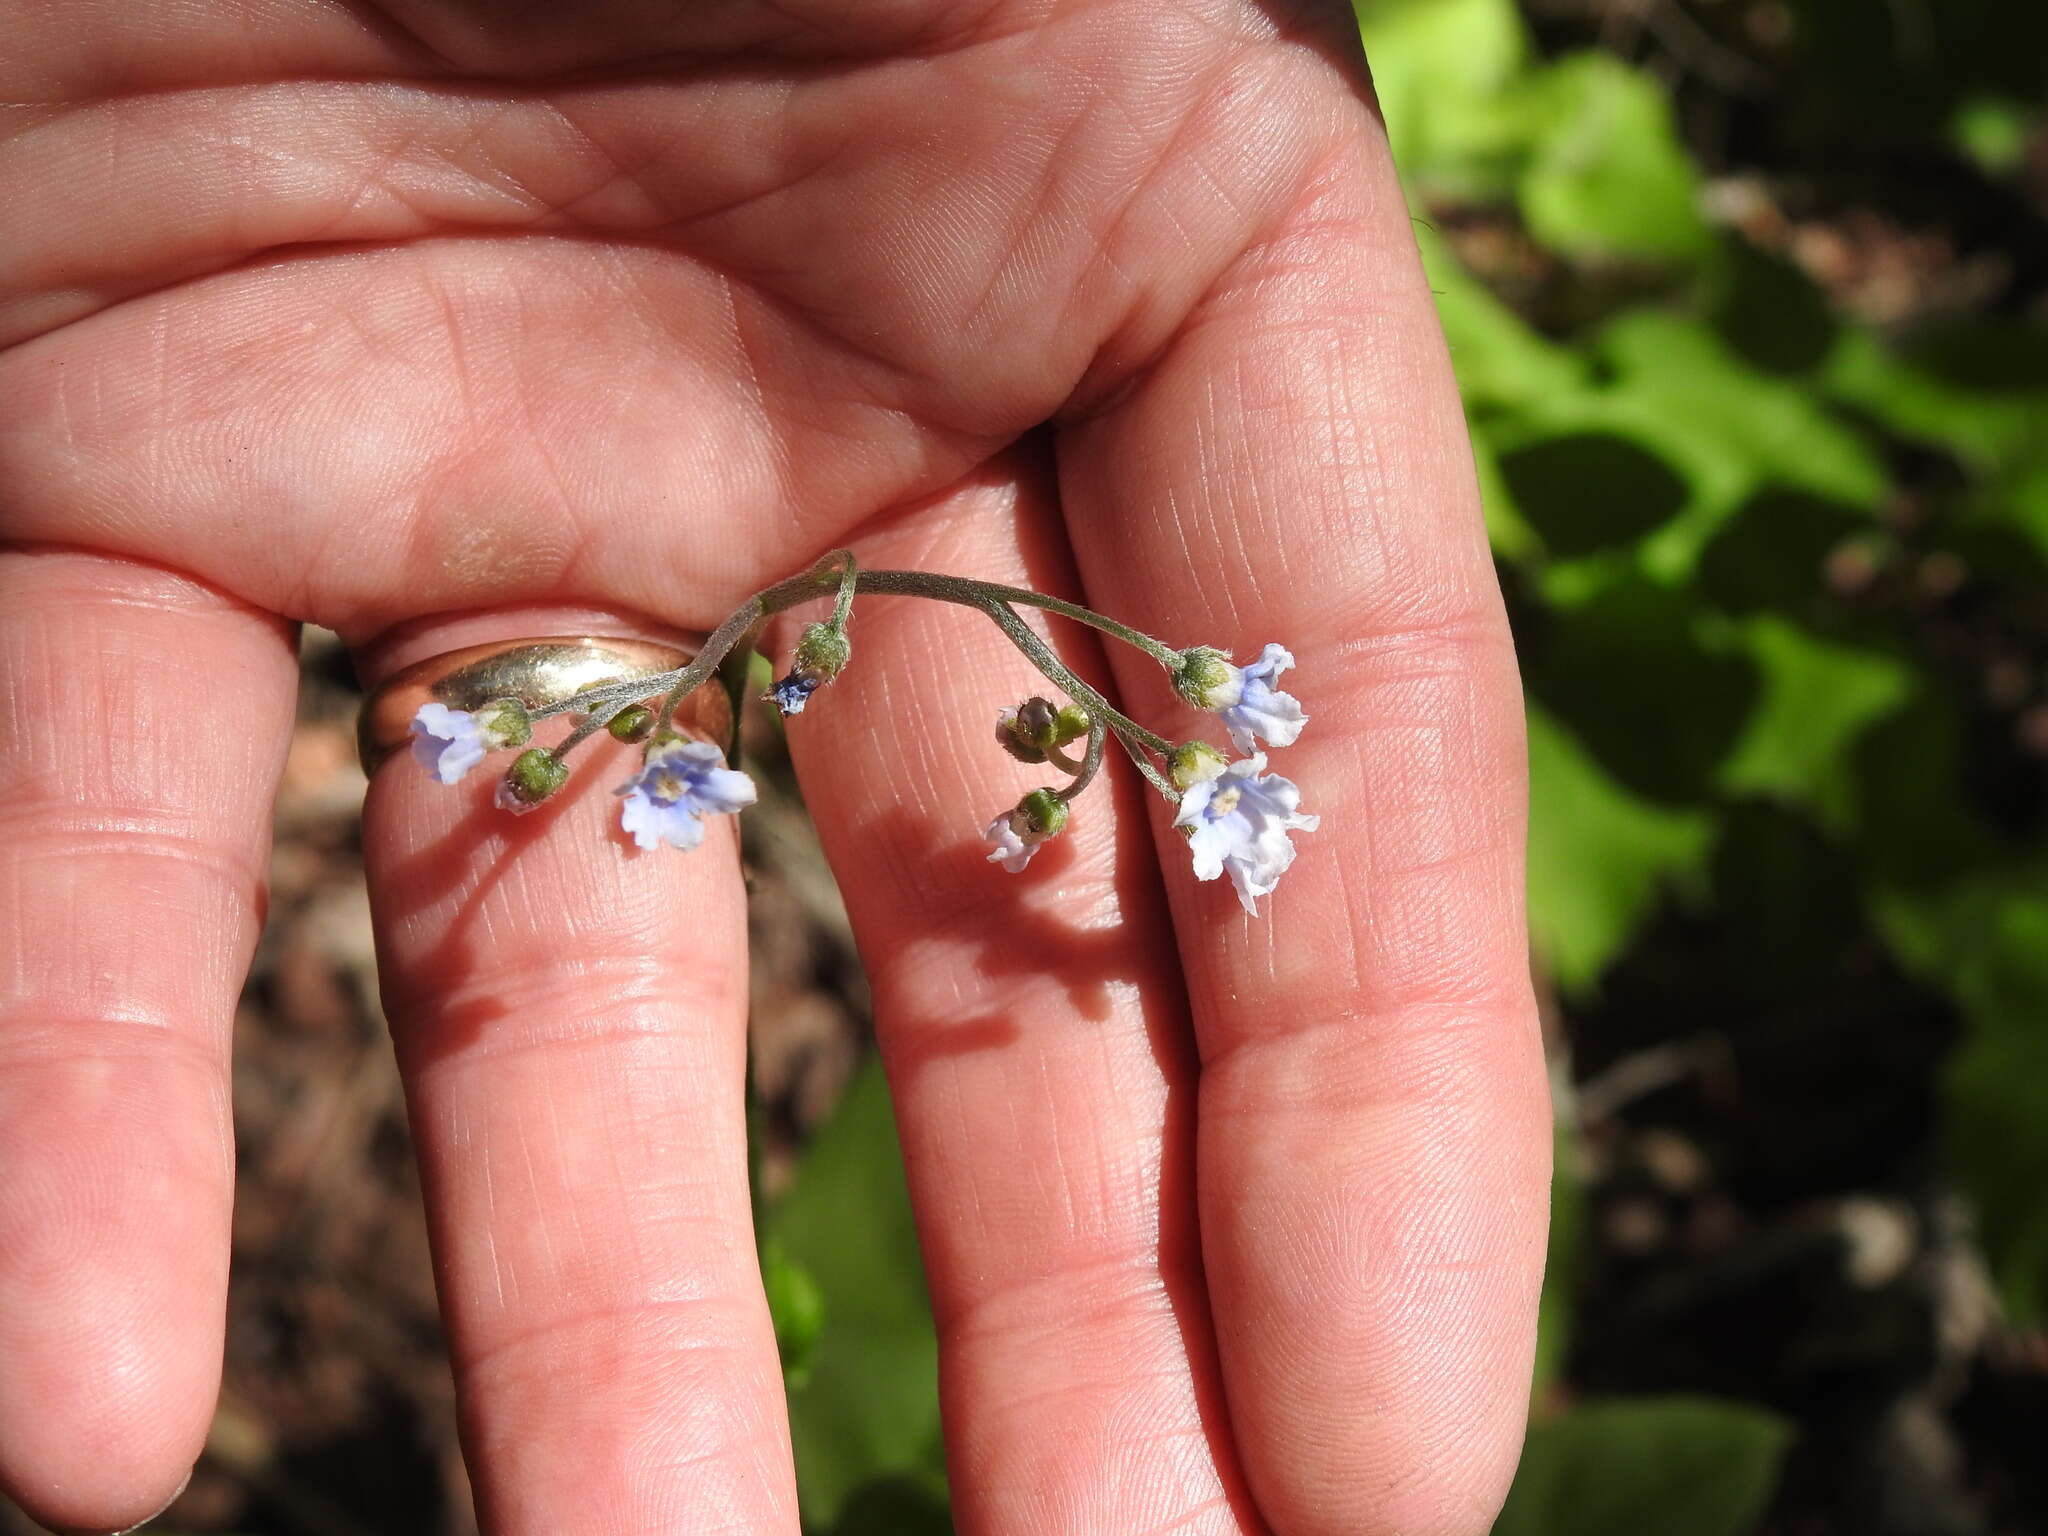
[[400, 552, 1315, 916], [977, 640, 1314, 913], [407, 700, 754, 848]]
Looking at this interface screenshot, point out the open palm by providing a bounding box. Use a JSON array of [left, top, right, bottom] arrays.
[[0, 2, 1546, 1531]]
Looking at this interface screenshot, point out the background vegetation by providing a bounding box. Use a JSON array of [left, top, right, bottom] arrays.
[[8, 2, 2040, 1533]]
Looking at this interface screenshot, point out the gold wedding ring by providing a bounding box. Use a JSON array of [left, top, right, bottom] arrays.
[[357, 636, 729, 773]]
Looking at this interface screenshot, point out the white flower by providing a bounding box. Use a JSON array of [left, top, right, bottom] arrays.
[[982, 788, 1069, 874], [1173, 752, 1318, 914], [1216, 644, 1307, 753], [615, 739, 757, 851], [409, 699, 533, 785], [409, 703, 489, 784], [984, 815, 1039, 873]]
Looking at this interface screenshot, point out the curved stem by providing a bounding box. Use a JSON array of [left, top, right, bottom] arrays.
[[526, 556, 1187, 805], [830, 551, 859, 630], [1055, 719, 1108, 802], [853, 569, 1181, 668], [971, 599, 1171, 755], [1042, 740, 1084, 775]]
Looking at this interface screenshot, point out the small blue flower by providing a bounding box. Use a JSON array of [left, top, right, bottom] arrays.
[[1172, 752, 1318, 914], [615, 739, 758, 851], [769, 673, 821, 716], [410, 703, 489, 784], [1216, 644, 1307, 754]]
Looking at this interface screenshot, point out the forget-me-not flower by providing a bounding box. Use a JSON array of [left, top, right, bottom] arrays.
[[616, 739, 758, 851], [409, 698, 532, 784], [1173, 751, 1318, 914], [1213, 645, 1308, 753], [983, 787, 1070, 873], [984, 815, 1039, 873]]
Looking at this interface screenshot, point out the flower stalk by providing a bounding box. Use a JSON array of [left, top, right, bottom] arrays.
[[408, 549, 1316, 914]]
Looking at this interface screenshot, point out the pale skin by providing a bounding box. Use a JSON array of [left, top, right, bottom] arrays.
[[0, 2, 1550, 1532]]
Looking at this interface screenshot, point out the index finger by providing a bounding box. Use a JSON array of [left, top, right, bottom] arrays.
[[1056, 53, 1549, 1536]]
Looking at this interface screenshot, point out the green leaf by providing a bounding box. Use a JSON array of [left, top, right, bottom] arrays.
[[1515, 54, 1712, 264], [1417, 224, 1586, 413], [1717, 616, 1913, 824], [1355, 0, 1539, 197], [1595, 311, 1888, 510], [763, 1057, 946, 1527], [1480, 313, 1885, 582], [1874, 876, 2048, 1324], [1495, 1398, 1792, 1536], [1496, 430, 1690, 557], [762, 1239, 827, 1390], [1528, 580, 1759, 804], [1949, 94, 2037, 176], [1824, 323, 2048, 479], [1527, 702, 1714, 994]]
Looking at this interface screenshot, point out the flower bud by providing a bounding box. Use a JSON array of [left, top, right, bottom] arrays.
[[1050, 703, 1092, 746], [792, 621, 852, 681], [496, 748, 570, 814], [1172, 648, 1240, 710], [1016, 696, 1060, 743], [1015, 787, 1070, 840], [769, 622, 854, 717], [476, 697, 533, 750], [997, 696, 1091, 763], [1168, 740, 1229, 790], [607, 704, 655, 743], [996, 705, 1048, 763]]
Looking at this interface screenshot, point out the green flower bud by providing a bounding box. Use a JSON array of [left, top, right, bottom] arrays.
[[498, 748, 570, 812], [1168, 740, 1230, 790], [997, 697, 1090, 763], [1172, 647, 1239, 710], [1016, 787, 1070, 839], [475, 697, 533, 750], [606, 704, 655, 743], [792, 621, 852, 681], [1050, 703, 1093, 746]]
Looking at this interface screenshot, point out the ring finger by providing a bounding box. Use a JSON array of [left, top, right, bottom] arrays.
[[359, 611, 797, 1535]]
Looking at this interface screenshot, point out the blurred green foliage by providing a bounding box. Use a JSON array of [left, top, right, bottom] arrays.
[[761, 1061, 947, 1531], [1367, 0, 2048, 1526], [753, 1, 2048, 1531]]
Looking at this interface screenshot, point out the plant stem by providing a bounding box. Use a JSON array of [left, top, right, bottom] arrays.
[[529, 556, 1189, 803], [853, 569, 1180, 668], [1055, 718, 1108, 802]]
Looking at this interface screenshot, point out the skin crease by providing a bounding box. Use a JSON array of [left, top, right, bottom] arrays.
[[0, 2, 1550, 1533]]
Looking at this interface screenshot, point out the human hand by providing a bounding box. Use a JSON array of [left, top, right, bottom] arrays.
[[0, 2, 1548, 1531]]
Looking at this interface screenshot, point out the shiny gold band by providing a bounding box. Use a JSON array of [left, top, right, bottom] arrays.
[[357, 636, 727, 773]]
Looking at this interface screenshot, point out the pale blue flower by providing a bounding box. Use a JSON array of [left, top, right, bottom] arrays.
[[1173, 752, 1318, 914], [616, 740, 757, 851], [1216, 644, 1307, 753], [410, 703, 489, 784]]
